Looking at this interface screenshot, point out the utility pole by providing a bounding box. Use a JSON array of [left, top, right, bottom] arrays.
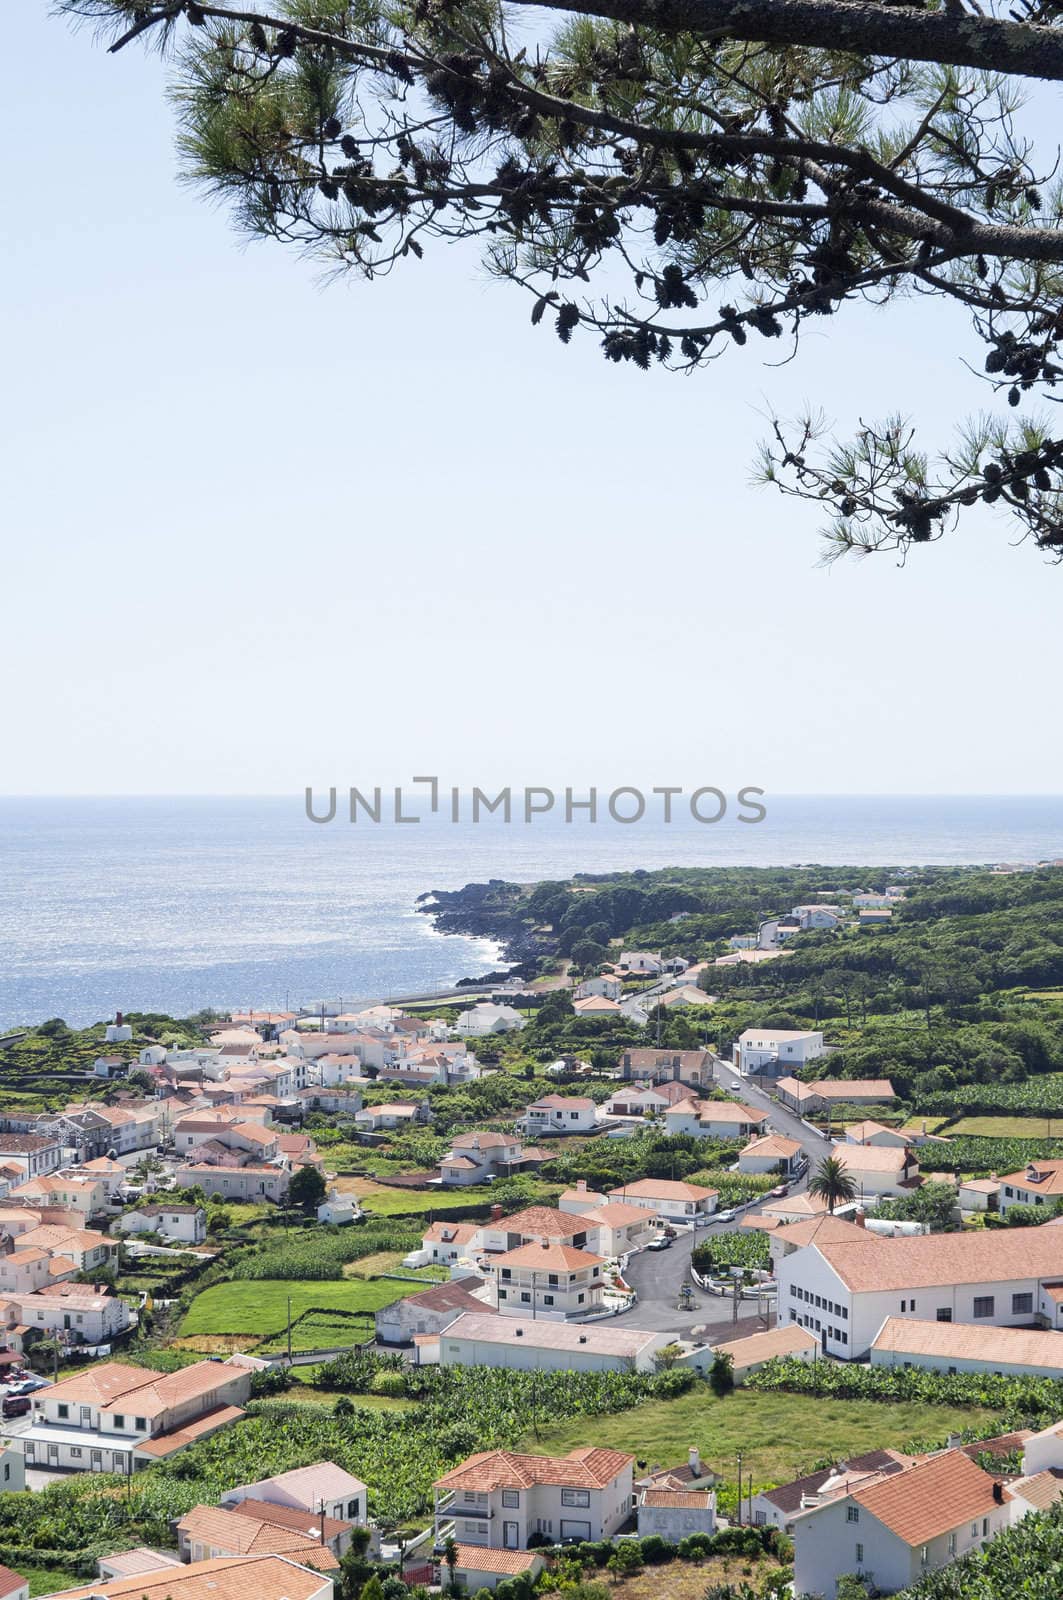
[[287, 1295, 293, 1365], [735, 1451, 743, 1525]]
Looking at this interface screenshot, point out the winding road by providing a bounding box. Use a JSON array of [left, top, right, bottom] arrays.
[[615, 1055, 834, 1334]]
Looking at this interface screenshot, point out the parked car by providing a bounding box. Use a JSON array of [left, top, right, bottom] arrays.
[[646, 1235, 671, 1251], [714, 1208, 736, 1224], [769, 1183, 789, 1198], [9, 1378, 47, 1395], [2, 1396, 30, 1418]]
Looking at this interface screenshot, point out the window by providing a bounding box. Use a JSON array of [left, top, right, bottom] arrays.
[[543, 1295, 554, 1306], [1012, 1292, 1034, 1315], [847, 1506, 859, 1523], [70, 1447, 82, 1459], [347, 1498, 361, 1518], [973, 1296, 995, 1318], [561, 1490, 591, 1508], [135, 1417, 146, 1430], [520, 1292, 531, 1304], [948, 1533, 957, 1556], [937, 1307, 952, 1322], [112, 1414, 125, 1429], [57, 1403, 69, 1420], [502, 1491, 519, 1508], [901, 1300, 906, 1313], [855, 1544, 864, 1565], [982, 1519, 989, 1536]]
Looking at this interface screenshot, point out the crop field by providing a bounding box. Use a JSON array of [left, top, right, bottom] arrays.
[[947, 1115, 1063, 1139], [179, 1276, 421, 1348], [521, 1389, 995, 1487], [336, 1175, 560, 1214]]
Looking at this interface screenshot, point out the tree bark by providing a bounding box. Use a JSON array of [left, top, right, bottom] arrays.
[[520, 0, 1063, 84]]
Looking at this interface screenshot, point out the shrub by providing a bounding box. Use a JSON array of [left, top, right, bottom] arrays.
[[637, 1535, 675, 1565]]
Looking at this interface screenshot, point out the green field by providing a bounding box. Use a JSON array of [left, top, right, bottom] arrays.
[[179, 1276, 420, 1347], [342, 1176, 561, 1215], [521, 1389, 996, 1487], [948, 1115, 1063, 1139]]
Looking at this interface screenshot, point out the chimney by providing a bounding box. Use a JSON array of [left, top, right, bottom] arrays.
[[947, 1434, 962, 1449], [688, 1447, 701, 1477], [854, 1210, 866, 1228], [515, 1327, 524, 1337], [577, 1180, 587, 1194], [115, 1012, 123, 1028], [490, 1204, 503, 1222]]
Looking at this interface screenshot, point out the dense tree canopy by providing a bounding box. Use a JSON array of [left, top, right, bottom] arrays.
[[63, 0, 1063, 563]]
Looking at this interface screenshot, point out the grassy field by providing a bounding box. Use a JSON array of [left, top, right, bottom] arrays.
[[179, 1276, 420, 1345], [899, 1116, 949, 1134], [520, 1389, 996, 1487], [342, 1250, 448, 1280], [947, 1115, 1063, 1138], [336, 1175, 560, 1215], [553, 1555, 788, 1600]]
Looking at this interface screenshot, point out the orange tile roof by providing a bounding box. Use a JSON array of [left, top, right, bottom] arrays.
[[227, 1501, 351, 1540], [999, 1161, 1063, 1195], [816, 1224, 1063, 1293], [742, 1135, 802, 1159], [452, 1546, 543, 1576], [0, 1566, 25, 1599], [176, 1506, 339, 1568], [772, 1216, 870, 1249], [695, 1101, 768, 1124], [712, 1324, 819, 1366], [1012, 1469, 1063, 1510], [641, 1489, 713, 1510], [834, 1144, 911, 1173], [489, 1206, 587, 1239], [436, 1447, 633, 1492], [136, 1403, 245, 1456], [47, 1553, 330, 1600], [851, 1450, 1005, 1546], [494, 1242, 604, 1271], [872, 1317, 1063, 1371], [608, 1179, 718, 1202]]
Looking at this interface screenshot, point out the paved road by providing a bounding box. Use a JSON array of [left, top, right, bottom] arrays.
[[612, 1060, 834, 1334], [713, 1056, 833, 1172]]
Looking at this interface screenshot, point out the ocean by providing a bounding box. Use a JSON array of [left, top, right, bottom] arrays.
[[2, 794, 1062, 1030]]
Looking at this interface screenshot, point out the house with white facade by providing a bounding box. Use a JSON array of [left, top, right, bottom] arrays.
[[0, 1135, 63, 1180], [375, 1278, 493, 1345], [664, 1099, 769, 1141], [602, 1085, 675, 1119], [575, 975, 623, 1002], [174, 1164, 290, 1203], [619, 1050, 714, 1089], [733, 1029, 825, 1078], [834, 1143, 920, 1199], [220, 1462, 369, 1526], [776, 1222, 1063, 1359], [572, 996, 622, 1018], [788, 1448, 1011, 1600], [174, 1506, 341, 1573], [791, 905, 843, 930], [582, 1202, 657, 1257], [476, 1206, 592, 1254], [7, 1280, 133, 1346], [617, 952, 663, 975], [558, 1181, 609, 1216], [16, 1358, 250, 1473], [637, 1487, 715, 1542], [490, 1241, 605, 1317], [998, 1160, 1063, 1216], [353, 1102, 422, 1132], [775, 1078, 897, 1114], [454, 1004, 525, 1037], [710, 1323, 819, 1378], [9, 1172, 106, 1220], [739, 1134, 803, 1175], [750, 1449, 913, 1533], [517, 1096, 598, 1136], [434, 1447, 634, 1549], [421, 1220, 481, 1264], [606, 1178, 718, 1220], [114, 1204, 207, 1246], [438, 1131, 539, 1187]]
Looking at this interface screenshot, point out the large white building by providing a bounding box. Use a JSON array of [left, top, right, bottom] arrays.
[[606, 1178, 718, 1220], [871, 1316, 1063, 1379], [776, 1219, 1063, 1359], [662, 1100, 769, 1141], [733, 1029, 825, 1078], [491, 1241, 605, 1317]]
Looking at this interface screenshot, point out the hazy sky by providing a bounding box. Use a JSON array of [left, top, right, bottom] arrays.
[[2, 9, 1060, 797]]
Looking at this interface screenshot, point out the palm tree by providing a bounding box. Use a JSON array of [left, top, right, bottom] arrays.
[[442, 1536, 459, 1592], [808, 1155, 858, 1215]]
